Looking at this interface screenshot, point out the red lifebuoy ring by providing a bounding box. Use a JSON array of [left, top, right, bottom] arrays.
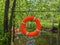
[[20, 16, 41, 36]]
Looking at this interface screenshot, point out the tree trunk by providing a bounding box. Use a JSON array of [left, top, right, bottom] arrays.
[[3, 0, 10, 45], [9, 0, 16, 45], [58, 20, 60, 45], [51, 14, 54, 32], [50, 14, 54, 45], [9, 0, 16, 30], [4, 0, 10, 33]]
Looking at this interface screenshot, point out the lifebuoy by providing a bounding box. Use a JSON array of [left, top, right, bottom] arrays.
[[20, 16, 41, 36]]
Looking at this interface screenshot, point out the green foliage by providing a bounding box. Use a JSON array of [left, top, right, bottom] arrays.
[[0, 0, 60, 45], [26, 21, 36, 32], [0, 32, 10, 45]]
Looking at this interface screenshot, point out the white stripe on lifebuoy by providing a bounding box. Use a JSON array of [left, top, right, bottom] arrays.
[[33, 17, 36, 21], [26, 32, 29, 35], [36, 29, 40, 32], [22, 22, 25, 24]]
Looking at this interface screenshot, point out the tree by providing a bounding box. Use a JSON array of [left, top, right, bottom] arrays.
[[9, 0, 16, 45], [58, 19, 60, 45], [50, 14, 55, 45], [51, 14, 54, 32], [4, 0, 10, 33], [9, 0, 16, 30], [3, 0, 10, 45]]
